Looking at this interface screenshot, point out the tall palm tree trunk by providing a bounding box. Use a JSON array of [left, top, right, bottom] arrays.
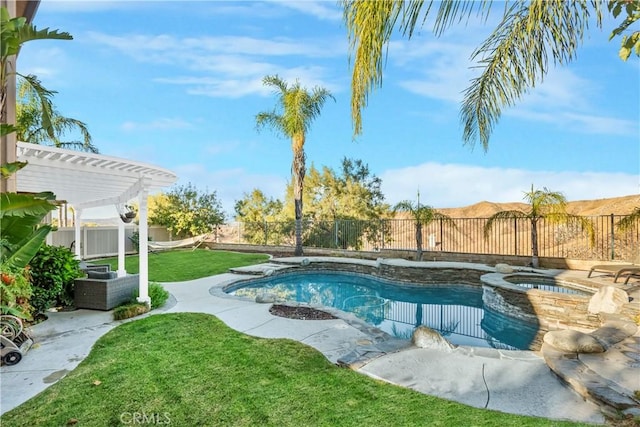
[[292, 145, 306, 256], [530, 218, 539, 268], [415, 222, 423, 261]]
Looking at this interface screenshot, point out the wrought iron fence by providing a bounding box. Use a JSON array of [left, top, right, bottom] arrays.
[[222, 214, 639, 261]]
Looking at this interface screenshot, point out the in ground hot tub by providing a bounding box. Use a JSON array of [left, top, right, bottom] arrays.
[[481, 272, 600, 335]]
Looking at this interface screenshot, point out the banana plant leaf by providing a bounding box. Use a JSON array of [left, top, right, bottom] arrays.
[[0, 193, 56, 246], [1, 225, 52, 270]]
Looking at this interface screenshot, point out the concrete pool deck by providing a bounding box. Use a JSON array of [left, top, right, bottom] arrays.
[[2, 260, 639, 424]]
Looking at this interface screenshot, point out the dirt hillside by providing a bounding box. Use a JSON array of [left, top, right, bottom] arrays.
[[438, 194, 639, 218]]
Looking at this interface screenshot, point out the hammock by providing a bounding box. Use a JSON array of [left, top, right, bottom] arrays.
[[147, 234, 209, 251]]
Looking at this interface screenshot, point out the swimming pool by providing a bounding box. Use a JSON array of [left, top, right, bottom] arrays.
[[226, 271, 542, 350]]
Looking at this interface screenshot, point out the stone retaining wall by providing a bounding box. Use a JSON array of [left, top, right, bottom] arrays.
[[482, 285, 601, 331], [210, 243, 603, 270], [272, 260, 489, 286], [269, 258, 611, 334]]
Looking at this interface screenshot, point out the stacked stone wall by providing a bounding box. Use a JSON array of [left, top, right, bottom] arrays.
[[210, 243, 602, 270], [269, 259, 610, 333]]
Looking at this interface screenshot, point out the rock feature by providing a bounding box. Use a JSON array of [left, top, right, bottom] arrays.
[[543, 329, 605, 353], [495, 263, 514, 274], [412, 326, 455, 351], [587, 286, 629, 314], [255, 292, 277, 303]]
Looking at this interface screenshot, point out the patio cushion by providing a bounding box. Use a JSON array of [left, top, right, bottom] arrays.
[[87, 270, 117, 280]]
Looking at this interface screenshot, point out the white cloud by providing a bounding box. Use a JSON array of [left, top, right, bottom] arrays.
[[277, 1, 342, 21], [506, 110, 638, 136], [391, 38, 484, 104], [157, 65, 341, 98], [40, 0, 142, 13], [87, 31, 345, 98], [121, 118, 193, 132], [184, 77, 269, 99], [380, 162, 639, 208], [17, 47, 69, 82], [87, 32, 343, 61]]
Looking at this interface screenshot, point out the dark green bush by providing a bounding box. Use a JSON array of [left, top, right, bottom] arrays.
[[29, 245, 82, 313], [129, 230, 151, 252], [148, 282, 169, 309], [132, 282, 169, 309]]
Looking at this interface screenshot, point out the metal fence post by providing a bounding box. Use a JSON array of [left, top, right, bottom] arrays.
[[514, 217, 518, 255], [610, 213, 615, 260]]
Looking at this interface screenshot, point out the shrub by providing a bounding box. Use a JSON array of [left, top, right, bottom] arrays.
[[148, 282, 169, 309], [129, 230, 151, 252], [29, 245, 82, 313], [113, 302, 149, 320], [132, 282, 169, 310]]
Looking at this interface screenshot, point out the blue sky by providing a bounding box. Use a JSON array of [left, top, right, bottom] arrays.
[[19, 0, 640, 219]]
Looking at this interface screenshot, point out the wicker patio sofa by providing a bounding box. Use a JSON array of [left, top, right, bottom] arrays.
[[74, 270, 139, 310]]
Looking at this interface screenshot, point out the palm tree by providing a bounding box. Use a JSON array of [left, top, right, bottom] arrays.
[[616, 206, 640, 232], [483, 185, 595, 268], [16, 79, 97, 153], [255, 75, 334, 256], [341, 1, 638, 148], [0, 6, 72, 138], [393, 196, 456, 261]]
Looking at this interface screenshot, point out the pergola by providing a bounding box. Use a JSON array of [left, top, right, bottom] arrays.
[[16, 141, 177, 304]]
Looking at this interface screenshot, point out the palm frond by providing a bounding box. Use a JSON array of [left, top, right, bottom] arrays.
[[1, 8, 70, 59], [483, 209, 526, 238], [343, 0, 493, 138], [392, 200, 416, 214], [17, 74, 56, 140], [255, 111, 284, 135], [617, 207, 640, 231], [461, 0, 599, 150], [343, 0, 400, 137], [431, 0, 494, 36]]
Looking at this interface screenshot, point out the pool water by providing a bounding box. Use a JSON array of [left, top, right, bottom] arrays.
[[227, 271, 541, 350], [507, 281, 589, 295]]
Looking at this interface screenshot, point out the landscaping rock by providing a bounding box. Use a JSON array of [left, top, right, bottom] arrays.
[[412, 326, 455, 351], [588, 286, 629, 314], [543, 329, 606, 353], [255, 293, 277, 303], [495, 263, 514, 274]]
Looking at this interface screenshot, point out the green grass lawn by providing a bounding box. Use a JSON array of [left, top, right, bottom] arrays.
[[0, 313, 590, 427], [93, 249, 270, 282]]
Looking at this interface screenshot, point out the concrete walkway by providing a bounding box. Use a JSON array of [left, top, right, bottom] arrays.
[[0, 270, 627, 424]]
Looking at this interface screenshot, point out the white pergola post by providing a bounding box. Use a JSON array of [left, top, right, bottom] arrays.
[[117, 218, 126, 277], [74, 208, 82, 259], [137, 185, 150, 305]]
